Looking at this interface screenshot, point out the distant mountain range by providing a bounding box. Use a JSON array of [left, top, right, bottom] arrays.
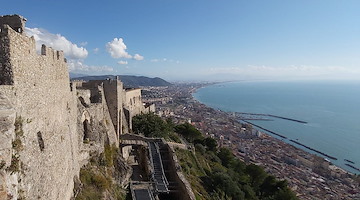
[[70, 73, 172, 88]]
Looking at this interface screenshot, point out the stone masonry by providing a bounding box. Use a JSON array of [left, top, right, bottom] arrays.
[[0, 14, 153, 200]]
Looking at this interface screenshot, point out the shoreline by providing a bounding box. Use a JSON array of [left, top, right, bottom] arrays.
[[191, 83, 358, 175], [149, 83, 360, 199]]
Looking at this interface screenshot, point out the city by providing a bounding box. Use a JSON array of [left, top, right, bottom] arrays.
[[142, 83, 360, 200]]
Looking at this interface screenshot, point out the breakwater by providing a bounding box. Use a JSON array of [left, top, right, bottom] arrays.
[[345, 164, 360, 172], [242, 120, 287, 139], [242, 120, 338, 161], [289, 139, 337, 160], [344, 159, 355, 164], [236, 112, 308, 124]]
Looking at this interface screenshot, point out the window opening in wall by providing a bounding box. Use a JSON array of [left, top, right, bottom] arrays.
[[37, 131, 45, 151], [83, 119, 89, 142]]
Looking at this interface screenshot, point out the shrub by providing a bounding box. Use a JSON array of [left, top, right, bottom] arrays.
[[7, 155, 20, 173], [12, 138, 23, 151], [14, 116, 24, 137], [104, 144, 117, 167]]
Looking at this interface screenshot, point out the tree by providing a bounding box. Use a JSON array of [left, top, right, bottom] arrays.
[[204, 137, 218, 152], [132, 113, 172, 138], [217, 148, 234, 168], [174, 123, 202, 143], [245, 164, 267, 192], [209, 172, 245, 200]]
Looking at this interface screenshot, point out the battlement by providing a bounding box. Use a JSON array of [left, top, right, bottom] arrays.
[[41, 44, 66, 62], [0, 14, 26, 34], [0, 15, 69, 86]]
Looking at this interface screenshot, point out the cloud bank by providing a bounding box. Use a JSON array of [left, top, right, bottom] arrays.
[[68, 60, 114, 74], [25, 27, 88, 59], [205, 65, 360, 80]]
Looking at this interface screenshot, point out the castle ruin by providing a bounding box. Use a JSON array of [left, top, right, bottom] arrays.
[[0, 15, 155, 199]]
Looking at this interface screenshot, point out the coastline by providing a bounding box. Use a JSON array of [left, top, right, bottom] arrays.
[[191, 86, 350, 171], [182, 84, 359, 199], [192, 82, 359, 175], [147, 83, 359, 199]]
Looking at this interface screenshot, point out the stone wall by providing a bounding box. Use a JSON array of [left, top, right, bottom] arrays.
[[0, 15, 120, 200], [123, 88, 154, 132], [0, 15, 155, 200], [103, 79, 123, 136]]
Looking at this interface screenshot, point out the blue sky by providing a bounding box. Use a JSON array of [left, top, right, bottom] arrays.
[[2, 0, 360, 81]]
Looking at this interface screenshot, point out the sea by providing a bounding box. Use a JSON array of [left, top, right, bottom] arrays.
[[193, 80, 360, 174]]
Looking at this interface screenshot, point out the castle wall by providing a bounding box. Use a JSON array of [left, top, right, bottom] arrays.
[[103, 79, 123, 136], [124, 89, 143, 116], [0, 15, 152, 200], [0, 22, 79, 200], [0, 25, 14, 85], [123, 89, 141, 131], [76, 87, 119, 148]]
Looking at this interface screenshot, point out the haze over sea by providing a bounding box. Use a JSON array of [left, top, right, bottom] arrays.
[[193, 80, 360, 174]]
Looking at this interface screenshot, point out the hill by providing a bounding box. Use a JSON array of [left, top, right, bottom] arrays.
[[71, 74, 172, 87]]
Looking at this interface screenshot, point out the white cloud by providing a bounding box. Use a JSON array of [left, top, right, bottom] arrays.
[[133, 54, 144, 61], [68, 60, 114, 73], [151, 59, 159, 62], [106, 38, 132, 59], [93, 48, 99, 54], [25, 27, 88, 59], [117, 60, 128, 65]]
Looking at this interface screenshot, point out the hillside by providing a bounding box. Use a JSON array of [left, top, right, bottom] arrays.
[[71, 74, 172, 87], [132, 113, 299, 200]]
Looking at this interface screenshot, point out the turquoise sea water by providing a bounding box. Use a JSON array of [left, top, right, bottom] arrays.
[[193, 80, 360, 174]]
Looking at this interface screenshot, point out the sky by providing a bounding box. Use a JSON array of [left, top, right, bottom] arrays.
[[2, 0, 360, 81]]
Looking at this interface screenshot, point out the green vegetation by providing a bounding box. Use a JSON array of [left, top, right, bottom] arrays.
[[12, 138, 23, 151], [175, 124, 298, 200], [7, 155, 20, 174], [133, 113, 298, 199], [77, 167, 110, 200], [76, 144, 126, 200], [14, 116, 24, 137], [104, 144, 117, 167], [174, 123, 202, 143], [132, 113, 180, 142], [7, 116, 24, 174], [13, 116, 24, 152]]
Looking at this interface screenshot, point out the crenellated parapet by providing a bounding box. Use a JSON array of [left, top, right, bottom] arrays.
[[0, 15, 69, 87], [41, 44, 66, 63]]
